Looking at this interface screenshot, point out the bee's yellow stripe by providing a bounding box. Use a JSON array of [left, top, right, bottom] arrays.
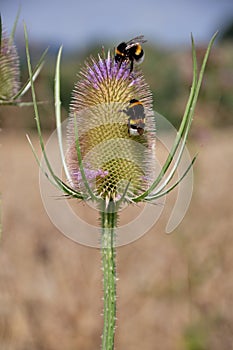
[[115, 49, 124, 56], [129, 101, 142, 108], [129, 118, 145, 125], [135, 45, 142, 56]]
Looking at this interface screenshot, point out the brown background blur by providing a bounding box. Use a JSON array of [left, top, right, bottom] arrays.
[[1, 31, 233, 350]]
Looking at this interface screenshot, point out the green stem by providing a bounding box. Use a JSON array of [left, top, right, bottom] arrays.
[[100, 201, 117, 350]]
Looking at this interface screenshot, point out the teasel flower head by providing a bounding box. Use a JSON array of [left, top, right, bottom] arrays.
[[0, 17, 20, 102], [0, 15, 46, 107], [66, 51, 156, 204]]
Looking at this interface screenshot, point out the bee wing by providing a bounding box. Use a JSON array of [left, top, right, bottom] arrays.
[[126, 35, 147, 47]]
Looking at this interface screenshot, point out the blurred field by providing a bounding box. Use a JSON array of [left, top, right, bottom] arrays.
[[0, 125, 233, 350], [1, 35, 233, 349]]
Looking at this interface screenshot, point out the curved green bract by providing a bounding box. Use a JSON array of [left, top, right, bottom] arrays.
[[132, 32, 218, 203]]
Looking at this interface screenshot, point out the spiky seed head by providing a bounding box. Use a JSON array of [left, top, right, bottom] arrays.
[[66, 51, 156, 202], [0, 29, 20, 100]]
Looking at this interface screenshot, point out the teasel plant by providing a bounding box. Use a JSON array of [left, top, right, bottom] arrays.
[[25, 22, 217, 349], [0, 13, 47, 107]]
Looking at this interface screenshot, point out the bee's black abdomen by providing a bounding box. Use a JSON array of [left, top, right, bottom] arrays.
[[123, 99, 146, 135]]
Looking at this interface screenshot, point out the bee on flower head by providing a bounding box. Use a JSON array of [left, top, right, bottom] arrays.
[[115, 35, 147, 72], [122, 99, 146, 136]]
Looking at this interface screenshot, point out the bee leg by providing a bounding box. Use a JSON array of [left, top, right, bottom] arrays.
[[130, 60, 134, 72], [118, 58, 123, 68], [127, 119, 131, 135]]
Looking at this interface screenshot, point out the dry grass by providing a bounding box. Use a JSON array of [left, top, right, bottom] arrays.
[[1, 127, 233, 349]]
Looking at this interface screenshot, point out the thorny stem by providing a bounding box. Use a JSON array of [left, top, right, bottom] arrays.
[[100, 201, 117, 350]]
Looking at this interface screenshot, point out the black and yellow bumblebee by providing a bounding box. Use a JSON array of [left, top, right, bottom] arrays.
[[115, 35, 146, 72], [122, 99, 146, 135]]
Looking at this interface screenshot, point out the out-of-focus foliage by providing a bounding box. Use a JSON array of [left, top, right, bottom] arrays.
[[221, 18, 233, 41]]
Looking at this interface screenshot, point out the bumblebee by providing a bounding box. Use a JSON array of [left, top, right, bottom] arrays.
[[122, 99, 146, 135], [115, 35, 146, 72]]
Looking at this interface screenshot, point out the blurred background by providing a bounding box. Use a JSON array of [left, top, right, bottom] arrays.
[[1, 0, 233, 349]]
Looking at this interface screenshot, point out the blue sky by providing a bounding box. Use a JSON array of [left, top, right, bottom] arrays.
[[1, 0, 233, 50]]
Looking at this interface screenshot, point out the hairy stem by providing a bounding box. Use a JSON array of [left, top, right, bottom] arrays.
[[100, 202, 117, 350]]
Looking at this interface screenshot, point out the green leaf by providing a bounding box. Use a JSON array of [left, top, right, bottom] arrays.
[[10, 7, 21, 43], [145, 155, 197, 201], [12, 47, 49, 100], [24, 25, 86, 201], [0, 100, 46, 106], [53, 175, 87, 199], [132, 32, 217, 203], [54, 46, 72, 183], [115, 179, 132, 209], [26, 134, 59, 188]]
